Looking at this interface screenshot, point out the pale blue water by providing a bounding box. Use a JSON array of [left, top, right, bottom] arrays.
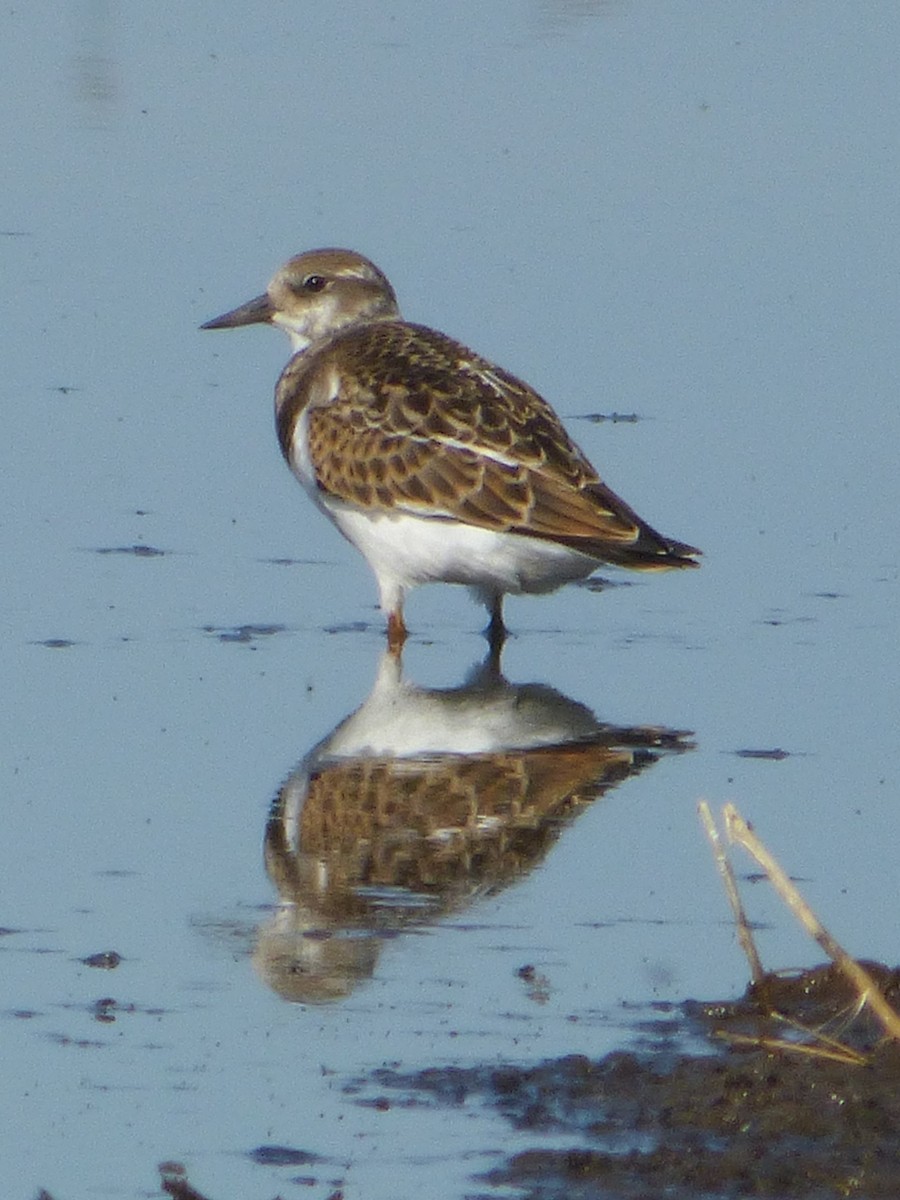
[[2, 3, 899, 1197]]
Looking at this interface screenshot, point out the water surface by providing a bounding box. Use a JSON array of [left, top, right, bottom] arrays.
[[2, 3, 899, 1197]]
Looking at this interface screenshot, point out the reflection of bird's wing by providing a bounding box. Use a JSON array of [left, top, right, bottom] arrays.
[[278, 322, 700, 568], [294, 743, 640, 891], [257, 741, 640, 1007]]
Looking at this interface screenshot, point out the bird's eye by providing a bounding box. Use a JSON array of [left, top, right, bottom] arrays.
[[302, 274, 327, 293]]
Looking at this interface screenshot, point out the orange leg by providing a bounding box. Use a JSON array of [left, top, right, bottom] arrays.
[[387, 607, 408, 654]]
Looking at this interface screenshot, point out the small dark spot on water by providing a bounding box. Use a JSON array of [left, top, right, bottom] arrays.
[[202, 623, 287, 644], [517, 963, 551, 1004], [91, 544, 167, 557], [732, 747, 790, 760], [745, 871, 807, 886], [577, 411, 641, 423], [48, 1032, 106, 1049], [56, 994, 155, 1024], [248, 1144, 324, 1166], [34, 638, 77, 649], [259, 555, 326, 566], [323, 620, 373, 635], [50, 384, 78, 395], [760, 612, 815, 627], [81, 950, 122, 969], [93, 996, 120, 1023]]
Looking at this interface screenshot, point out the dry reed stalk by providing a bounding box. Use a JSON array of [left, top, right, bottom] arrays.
[[710, 802, 900, 1042], [716, 1031, 867, 1065], [698, 800, 764, 985]]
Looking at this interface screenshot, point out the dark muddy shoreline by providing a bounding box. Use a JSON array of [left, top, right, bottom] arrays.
[[363, 963, 900, 1199]]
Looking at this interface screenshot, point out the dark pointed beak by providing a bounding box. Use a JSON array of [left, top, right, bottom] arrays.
[[200, 293, 274, 331]]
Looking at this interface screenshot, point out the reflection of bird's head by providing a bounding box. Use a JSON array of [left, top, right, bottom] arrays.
[[253, 914, 382, 1005], [200, 248, 400, 353]]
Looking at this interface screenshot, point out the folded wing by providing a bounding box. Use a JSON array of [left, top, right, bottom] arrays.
[[301, 322, 700, 570]]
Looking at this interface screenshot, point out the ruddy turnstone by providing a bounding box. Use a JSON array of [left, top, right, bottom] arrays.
[[202, 248, 699, 647]]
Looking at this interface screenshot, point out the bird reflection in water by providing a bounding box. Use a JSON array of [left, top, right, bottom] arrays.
[[255, 648, 692, 1004]]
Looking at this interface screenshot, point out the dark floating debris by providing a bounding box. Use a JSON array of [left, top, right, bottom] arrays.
[[34, 638, 77, 649], [133, 1146, 336, 1200], [733, 747, 790, 760], [259, 556, 324, 566], [323, 620, 372, 635], [92, 996, 120, 1023], [578, 411, 641, 423], [81, 950, 122, 969], [517, 963, 551, 1005], [202, 623, 286, 644], [48, 1032, 105, 1049], [247, 1144, 323, 1166], [92, 544, 167, 557], [760, 613, 815, 627]]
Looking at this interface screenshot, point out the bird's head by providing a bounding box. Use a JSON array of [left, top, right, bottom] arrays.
[[201, 248, 400, 353]]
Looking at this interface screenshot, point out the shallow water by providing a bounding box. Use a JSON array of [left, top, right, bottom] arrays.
[[2, 3, 899, 1197]]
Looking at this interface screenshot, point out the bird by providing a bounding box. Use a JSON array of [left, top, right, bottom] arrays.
[[201, 248, 699, 649]]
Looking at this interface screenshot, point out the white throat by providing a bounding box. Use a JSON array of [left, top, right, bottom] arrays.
[[271, 314, 313, 354]]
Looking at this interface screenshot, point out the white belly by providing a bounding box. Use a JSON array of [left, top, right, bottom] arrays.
[[322, 496, 597, 612]]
